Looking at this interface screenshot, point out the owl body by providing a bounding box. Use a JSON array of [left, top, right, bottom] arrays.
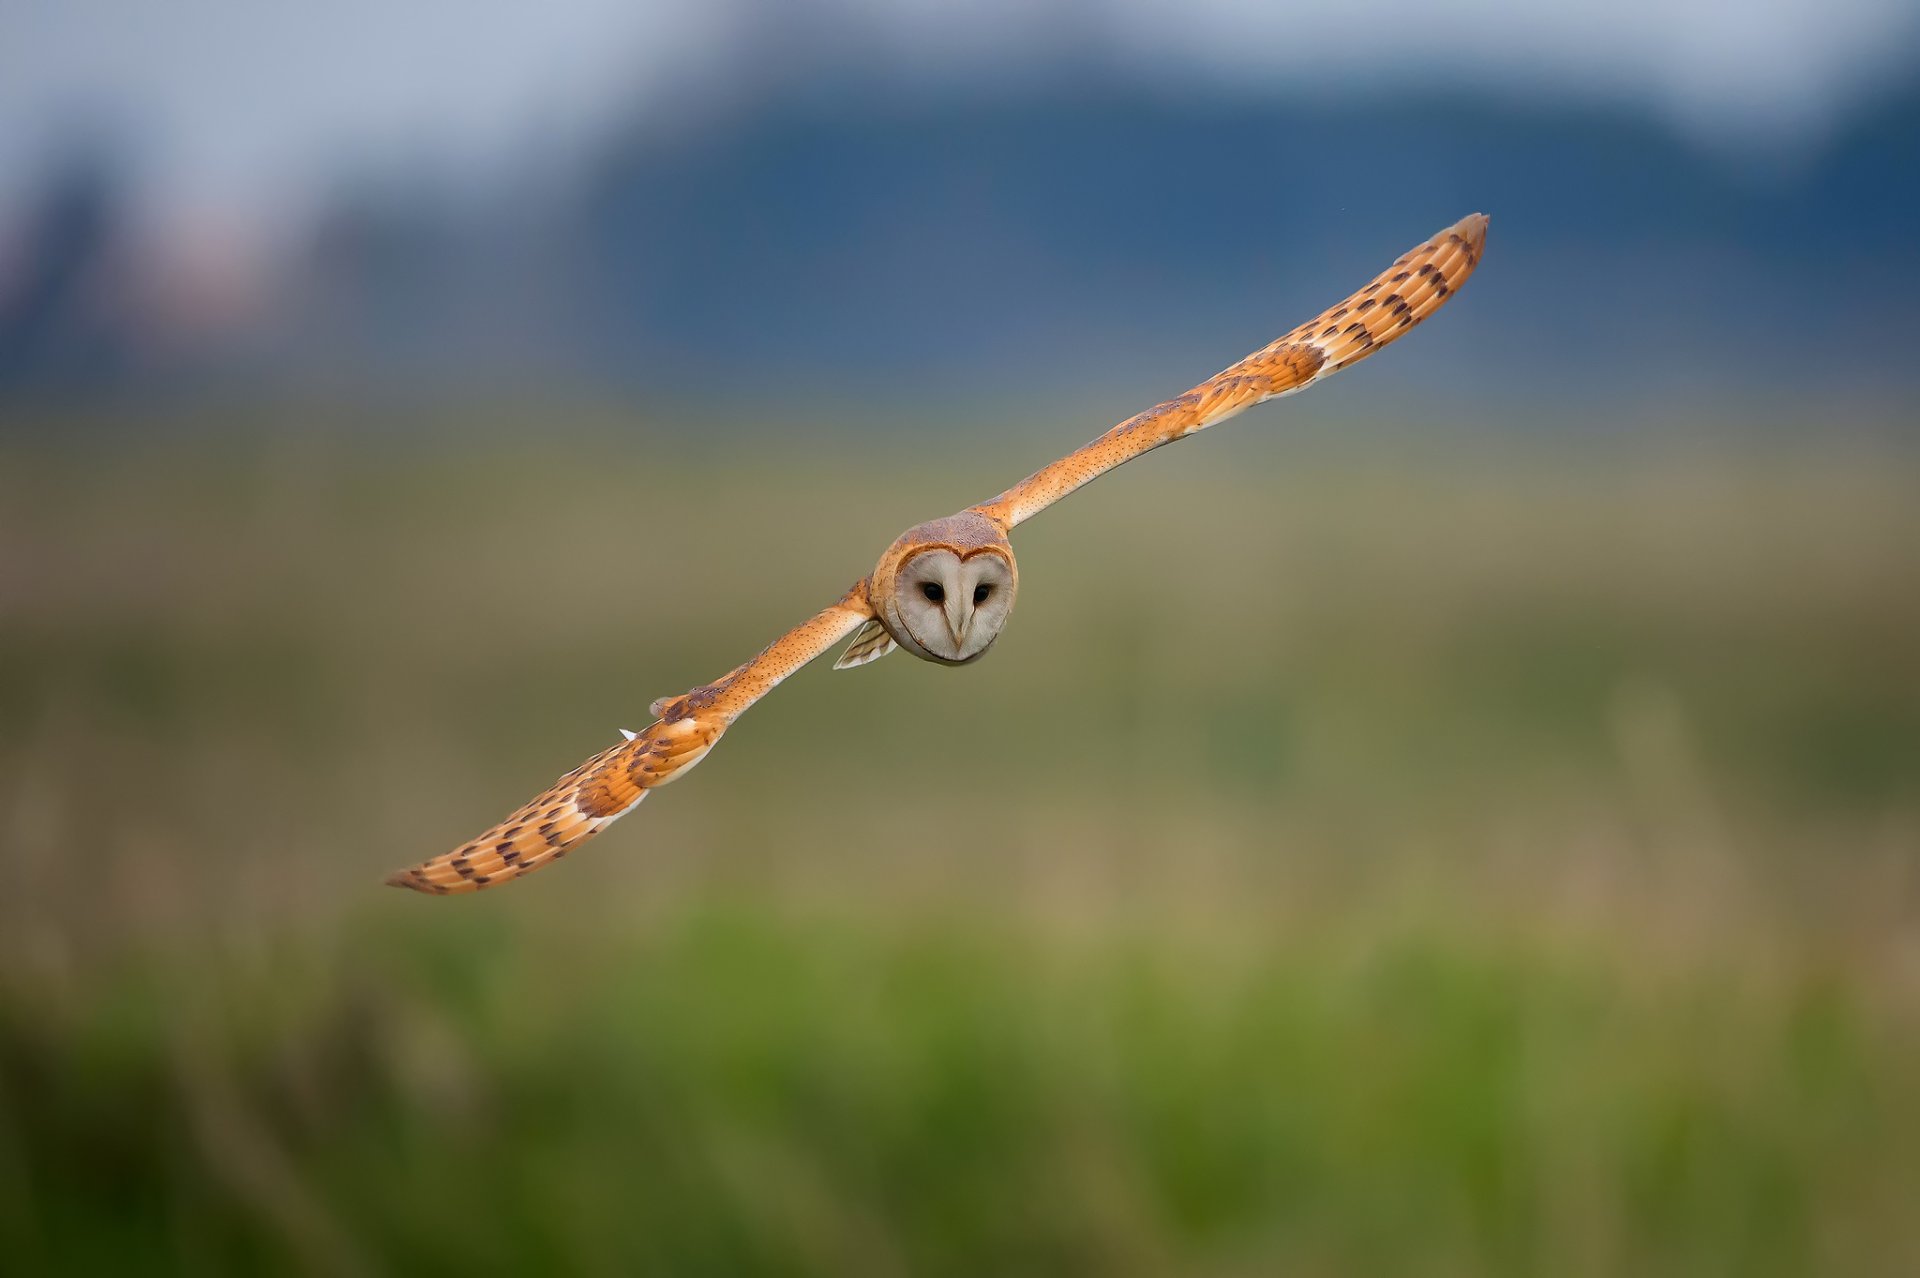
[[390, 213, 1489, 894]]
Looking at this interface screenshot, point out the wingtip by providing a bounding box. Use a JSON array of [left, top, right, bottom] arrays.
[[384, 868, 438, 893], [1452, 212, 1489, 251]]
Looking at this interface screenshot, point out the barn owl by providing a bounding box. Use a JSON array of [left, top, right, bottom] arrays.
[[388, 213, 1487, 894]]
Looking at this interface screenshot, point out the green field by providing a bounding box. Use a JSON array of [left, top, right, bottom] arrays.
[[3, 420, 1918, 1274]]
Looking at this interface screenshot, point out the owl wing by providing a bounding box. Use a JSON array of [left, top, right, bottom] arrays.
[[970, 213, 1487, 531], [386, 586, 874, 894]]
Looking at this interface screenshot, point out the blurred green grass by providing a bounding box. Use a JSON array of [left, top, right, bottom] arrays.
[[2, 418, 1918, 1275]]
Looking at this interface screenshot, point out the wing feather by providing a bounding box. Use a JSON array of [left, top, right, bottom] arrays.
[[971, 213, 1487, 530], [388, 586, 873, 894]]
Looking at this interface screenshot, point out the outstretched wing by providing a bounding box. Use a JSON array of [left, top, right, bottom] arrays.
[[387, 586, 873, 894], [971, 213, 1487, 531]]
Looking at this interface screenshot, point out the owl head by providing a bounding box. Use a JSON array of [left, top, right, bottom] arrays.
[[871, 512, 1019, 665]]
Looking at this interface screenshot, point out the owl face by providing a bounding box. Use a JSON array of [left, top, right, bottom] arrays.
[[883, 546, 1017, 665]]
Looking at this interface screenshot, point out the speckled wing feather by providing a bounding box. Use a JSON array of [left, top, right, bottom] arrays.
[[387, 587, 873, 894], [971, 213, 1487, 530]]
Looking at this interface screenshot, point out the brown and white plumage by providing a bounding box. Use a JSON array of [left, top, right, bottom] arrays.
[[388, 590, 872, 893], [388, 214, 1487, 894], [972, 213, 1487, 529]]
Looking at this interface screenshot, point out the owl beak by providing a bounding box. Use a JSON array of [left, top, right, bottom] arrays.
[[944, 597, 969, 645]]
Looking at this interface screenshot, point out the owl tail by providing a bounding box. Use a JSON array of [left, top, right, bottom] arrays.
[[833, 618, 898, 669]]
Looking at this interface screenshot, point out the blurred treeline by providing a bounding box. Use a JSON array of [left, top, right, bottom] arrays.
[[5, 75, 1920, 420], [2, 415, 1918, 1274]]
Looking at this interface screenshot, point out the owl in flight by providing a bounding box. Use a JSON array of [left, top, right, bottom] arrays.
[[388, 214, 1488, 894]]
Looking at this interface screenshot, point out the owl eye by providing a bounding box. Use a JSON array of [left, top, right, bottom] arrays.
[[921, 582, 945, 603], [973, 584, 992, 605]]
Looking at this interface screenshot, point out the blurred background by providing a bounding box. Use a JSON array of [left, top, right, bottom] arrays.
[[3, 1, 1919, 1273]]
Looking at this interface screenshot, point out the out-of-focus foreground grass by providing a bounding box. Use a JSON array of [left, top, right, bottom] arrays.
[[2, 416, 1918, 1275]]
